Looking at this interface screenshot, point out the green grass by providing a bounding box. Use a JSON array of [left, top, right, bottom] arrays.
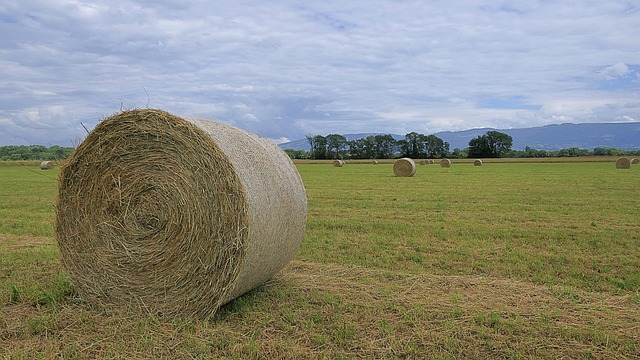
[[299, 162, 640, 293], [1, 160, 639, 358]]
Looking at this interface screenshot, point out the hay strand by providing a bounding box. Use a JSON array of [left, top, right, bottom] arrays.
[[474, 159, 483, 166], [40, 161, 55, 170], [440, 158, 451, 168], [56, 109, 307, 319], [616, 157, 631, 169], [393, 158, 416, 177]]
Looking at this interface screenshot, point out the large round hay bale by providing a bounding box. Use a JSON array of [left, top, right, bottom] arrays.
[[333, 159, 345, 167], [428, 159, 434, 164], [474, 159, 483, 166], [40, 161, 55, 170], [393, 158, 416, 177], [631, 158, 639, 164], [440, 158, 451, 168], [371, 160, 378, 165], [56, 109, 307, 319], [616, 157, 631, 169]]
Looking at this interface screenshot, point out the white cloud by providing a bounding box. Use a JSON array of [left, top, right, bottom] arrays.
[[0, 0, 639, 145], [598, 63, 631, 79]]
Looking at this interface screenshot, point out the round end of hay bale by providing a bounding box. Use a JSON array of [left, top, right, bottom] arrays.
[[616, 157, 631, 169], [393, 158, 416, 177], [631, 158, 639, 164], [56, 109, 307, 319], [40, 161, 55, 170], [474, 159, 482, 166], [428, 159, 434, 164], [371, 160, 378, 165], [419, 160, 427, 165], [440, 158, 451, 168], [333, 159, 345, 167]]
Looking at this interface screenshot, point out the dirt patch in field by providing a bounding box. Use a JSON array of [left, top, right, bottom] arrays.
[[0, 234, 55, 251]]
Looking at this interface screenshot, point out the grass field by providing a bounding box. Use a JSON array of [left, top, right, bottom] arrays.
[[1, 159, 639, 358]]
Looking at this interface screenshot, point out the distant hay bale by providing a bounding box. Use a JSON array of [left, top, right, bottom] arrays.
[[40, 161, 55, 170], [616, 157, 631, 169], [56, 109, 307, 319], [474, 159, 483, 166], [371, 160, 378, 165], [440, 158, 451, 168], [419, 160, 427, 165], [393, 158, 416, 177], [333, 159, 345, 167], [632, 158, 639, 164], [428, 159, 434, 164]]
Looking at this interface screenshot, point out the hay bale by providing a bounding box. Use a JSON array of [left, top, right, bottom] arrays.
[[616, 157, 631, 169], [333, 159, 345, 167], [393, 158, 416, 177], [474, 159, 483, 166], [428, 159, 434, 164], [419, 160, 427, 165], [56, 109, 307, 319], [40, 161, 55, 170], [631, 158, 639, 164], [371, 160, 378, 165], [440, 158, 451, 168]]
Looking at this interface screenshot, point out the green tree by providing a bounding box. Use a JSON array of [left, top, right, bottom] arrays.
[[306, 135, 328, 159], [423, 134, 449, 158], [326, 134, 347, 159], [468, 131, 513, 158]]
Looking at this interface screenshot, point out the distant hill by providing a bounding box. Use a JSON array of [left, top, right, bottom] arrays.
[[278, 122, 640, 151]]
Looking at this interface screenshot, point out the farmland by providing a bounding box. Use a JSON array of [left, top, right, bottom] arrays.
[[1, 159, 639, 358]]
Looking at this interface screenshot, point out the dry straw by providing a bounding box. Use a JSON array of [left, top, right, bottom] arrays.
[[474, 159, 483, 166], [56, 109, 307, 319], [616, 157, 631, 169], [440, 158, 451, 168], [419, 160, 427, 165], [40, 161, 55, 170], [371, 160, 378, 165], [333, 159, 345, 167], [632, 158, 639, 164], [393, 157, 416, 177]]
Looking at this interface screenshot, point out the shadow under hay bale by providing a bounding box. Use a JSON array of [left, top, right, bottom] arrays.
[[440, 158, 451, 168], [616, 157, 631, 169], [40, 161, 55, 170], [474, 159, 482, 166], [393, 158, 416, 177], [56, 109, 307, 319]]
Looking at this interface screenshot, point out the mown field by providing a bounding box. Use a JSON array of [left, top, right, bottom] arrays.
[[1, 159, 639, 359]]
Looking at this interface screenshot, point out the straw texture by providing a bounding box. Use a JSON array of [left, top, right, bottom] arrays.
[[440, 158, 451, 168], [40, 161, 55, 170], [56, 109, 307, 319], [616, 157, 631, 169], [631, 158, 639, 164], [474, 159, 483, 166], [333, 160, 345, 167], [393, 158, 416, 177]]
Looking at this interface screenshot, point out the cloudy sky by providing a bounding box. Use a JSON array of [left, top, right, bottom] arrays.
[[1, 0, 639, 146]]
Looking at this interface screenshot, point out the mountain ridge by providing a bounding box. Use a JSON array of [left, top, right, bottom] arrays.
[[278, 122, 640, 151]]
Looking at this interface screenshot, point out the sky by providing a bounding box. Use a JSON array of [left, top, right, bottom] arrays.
[[1, 0, 639, 147]]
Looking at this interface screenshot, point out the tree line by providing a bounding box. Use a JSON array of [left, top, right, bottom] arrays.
[[0, 145, 74, 161], [283, 131, 640, 160]]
